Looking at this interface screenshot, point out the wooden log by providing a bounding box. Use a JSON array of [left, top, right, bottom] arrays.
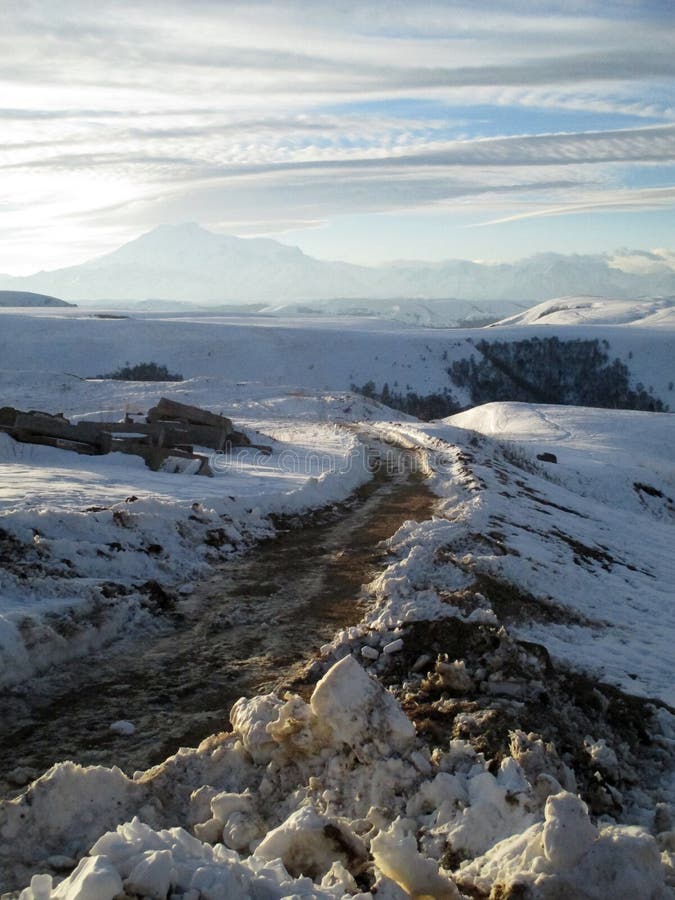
[[147, 398, 233, 434], [109, 437, 152, 453], [12, 431, 100, 455], [96, 421, 228, 451], [129, 444, 213, 474], [0, 407, 18, 428], [13, 413, 112, 452], [96, 422, 155, 436], [228, 430, 252, 447], [196, 455, 213, 476], [158, 423, 229, 451]]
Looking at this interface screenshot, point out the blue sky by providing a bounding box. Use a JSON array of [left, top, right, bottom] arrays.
[[1, 0, 674, 272]]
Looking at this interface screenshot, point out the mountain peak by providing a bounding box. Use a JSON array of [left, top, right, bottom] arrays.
[[94, 223, 308, 270], [103, 222, 230, 259]]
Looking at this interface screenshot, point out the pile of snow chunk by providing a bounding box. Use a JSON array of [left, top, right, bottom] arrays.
[[8, 655, 673, 899]]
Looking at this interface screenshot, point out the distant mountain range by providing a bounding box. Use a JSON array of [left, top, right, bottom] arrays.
[[1, 224, 673, 312]]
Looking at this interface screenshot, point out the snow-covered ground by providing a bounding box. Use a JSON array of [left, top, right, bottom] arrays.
[[1, 307, 675, 898], [0, 380, 385, 689], [2, 400, 674, 898], [1, 306, 674, 407]]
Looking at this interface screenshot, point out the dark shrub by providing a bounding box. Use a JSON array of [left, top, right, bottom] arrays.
[[99, 361, 183, 381]]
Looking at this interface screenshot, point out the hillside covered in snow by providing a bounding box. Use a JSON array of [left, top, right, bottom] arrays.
[[1, 305, 672, 414], [493, 295, 675, 328], [0, 291, 73, 308]]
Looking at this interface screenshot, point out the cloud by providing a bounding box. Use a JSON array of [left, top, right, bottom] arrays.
[[472, 186, 675, 226], [609, 248, 675, 274], [5, 123, 673, 175], [0, 0, 673, 271]]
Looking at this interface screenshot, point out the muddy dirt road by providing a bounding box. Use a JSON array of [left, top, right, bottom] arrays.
[[0, 445, 434, 792]]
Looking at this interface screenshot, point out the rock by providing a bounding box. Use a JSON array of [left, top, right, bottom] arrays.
[[6, 766, 39, 787], [109, 720, 136, 736]]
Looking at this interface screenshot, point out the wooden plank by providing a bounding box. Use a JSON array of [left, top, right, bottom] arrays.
[[96, 422, 155, 435], [109, 437, 151, 453], [113, 442, 213, 475]]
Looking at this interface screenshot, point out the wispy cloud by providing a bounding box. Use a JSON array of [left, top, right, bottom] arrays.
[[0, 0, 673, 270], [471, 186, 675, 226]]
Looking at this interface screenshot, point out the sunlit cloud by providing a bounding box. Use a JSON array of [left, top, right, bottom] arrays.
[[0, 0, 673, 270]]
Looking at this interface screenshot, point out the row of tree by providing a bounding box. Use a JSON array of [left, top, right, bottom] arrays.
[[353, 337, 667, 418], [352, 381, 461, 420]]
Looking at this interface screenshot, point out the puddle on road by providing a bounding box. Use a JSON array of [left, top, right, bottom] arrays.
[[0, 447, 435, 790]]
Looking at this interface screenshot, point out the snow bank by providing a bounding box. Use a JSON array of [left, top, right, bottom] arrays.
[[6, 654, 671, 898], [361, 411, 675, 706]]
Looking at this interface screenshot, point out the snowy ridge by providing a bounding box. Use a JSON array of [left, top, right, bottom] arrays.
[[365, 407, 675, 704], [493, 295, 675, 327]]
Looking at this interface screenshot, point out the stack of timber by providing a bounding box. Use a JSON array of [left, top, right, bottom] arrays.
[[0, 398, 270, 476]]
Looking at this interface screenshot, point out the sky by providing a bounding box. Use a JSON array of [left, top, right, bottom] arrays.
[[1, 0, 674, 274]]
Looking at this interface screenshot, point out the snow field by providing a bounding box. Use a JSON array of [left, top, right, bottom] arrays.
[[1, 307, 674, 408]]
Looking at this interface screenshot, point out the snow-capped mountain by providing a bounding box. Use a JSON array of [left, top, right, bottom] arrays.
[[0, 223, 674, 307], [0, 224, 371, 306]]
